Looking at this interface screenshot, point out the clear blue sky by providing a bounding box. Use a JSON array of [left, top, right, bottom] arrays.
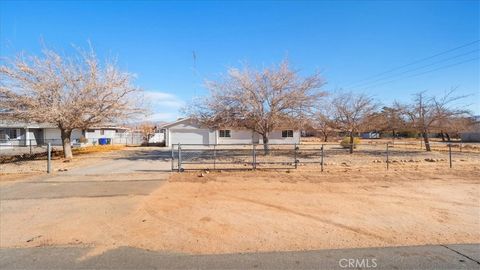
[[1, 1, 479, 121]]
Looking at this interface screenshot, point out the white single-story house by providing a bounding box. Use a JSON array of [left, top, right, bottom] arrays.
[[0, 120, 130, 147], [460, 121, 480, 142], [361, 131, 381, 139], [162, 118, 300, 147], [148, 128, 166, 144]]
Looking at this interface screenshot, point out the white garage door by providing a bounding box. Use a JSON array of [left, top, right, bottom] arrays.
[[171, 129, 210, 145]]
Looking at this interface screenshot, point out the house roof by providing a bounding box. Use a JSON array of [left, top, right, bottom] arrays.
[[0, 120, 129, 130], [0, 120, 57, 129], [161, 118, 301, 132], [160, 118, 195, 128]]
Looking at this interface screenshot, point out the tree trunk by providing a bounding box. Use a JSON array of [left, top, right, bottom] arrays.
[[392, 129, 396, 146], [440, 130, 445, 142], [323, 133, 328, 142], [60, 128, 73, 159], [422, 130, 431, 152], [262, 134, 270, 155], [349, 133, 354, 154], [446, 133, 451, 142]]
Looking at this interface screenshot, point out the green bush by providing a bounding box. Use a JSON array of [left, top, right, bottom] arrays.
[[340, 137, 361, 149]]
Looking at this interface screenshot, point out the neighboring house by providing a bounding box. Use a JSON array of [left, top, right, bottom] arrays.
[[0, 121, 60, 146], [163, 118, 300, 147], [0, 120, 130, 146], [361, 132, 381, 139], [148, 128, 166, 144], [460, 120, 480, 142]]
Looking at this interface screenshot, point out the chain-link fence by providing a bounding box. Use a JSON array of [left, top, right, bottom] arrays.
[[0, 134, 145, 165], [171, 142, 480, 171]]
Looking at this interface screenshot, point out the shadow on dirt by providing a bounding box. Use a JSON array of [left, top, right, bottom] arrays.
[[113, 148, 172, 161]]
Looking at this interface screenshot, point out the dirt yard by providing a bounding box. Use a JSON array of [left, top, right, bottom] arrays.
[[0, 145, 130, 179], [1, 158, 478, 257]]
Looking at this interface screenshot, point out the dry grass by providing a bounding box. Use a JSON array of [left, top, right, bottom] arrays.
[[72, 145, 126, 155], [0, 145, 128, 176]]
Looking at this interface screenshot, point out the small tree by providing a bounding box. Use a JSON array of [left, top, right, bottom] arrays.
[[0, 47, 144, 158], [331, 92, 378, 154], [138, 122, 156, 142], [402, 89, 469, 151], [313, 100, 337, 142], [369, 104, 406, 145], [187, 60, 325, 154]]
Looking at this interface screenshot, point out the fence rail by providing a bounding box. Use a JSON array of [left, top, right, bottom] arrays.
[[0, 136, 145, 164]]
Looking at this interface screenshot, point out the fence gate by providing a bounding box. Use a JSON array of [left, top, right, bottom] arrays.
[[170, 143, 326, 171]]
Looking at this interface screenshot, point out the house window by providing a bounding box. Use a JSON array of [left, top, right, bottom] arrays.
[[219, 130, 231, 137], [282, 130, 294, 138], [1, 129, 18, 140]]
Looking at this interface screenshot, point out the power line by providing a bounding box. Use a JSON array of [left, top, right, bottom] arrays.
[[344, 40, 480, 88], [353, 49, 479, 89], [358, 57, 479, 90]]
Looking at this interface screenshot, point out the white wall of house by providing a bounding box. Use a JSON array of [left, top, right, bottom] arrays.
[[217, 129, 255, 144], [164, 118, 301, 146], [43, 128, 82, 145], [165, 120, 216, 147], [44, 128, 60, 141], [72, 129, 83, 141], [259, 130, 300, 144], [85, 129, 117, 140], [148, 132, 165, 143]]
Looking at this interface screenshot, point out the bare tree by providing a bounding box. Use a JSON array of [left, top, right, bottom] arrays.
[[312, 100, 338, 142], [331, 92, 378, 153], [187, 60, 325, 154], [402, 89, 469, 151], [138, 122, 156, 142], [439, 116, 476, 141], [369, 104, 406, 145], [0, 47, 144, 158]]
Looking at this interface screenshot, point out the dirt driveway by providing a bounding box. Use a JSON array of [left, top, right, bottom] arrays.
[[0, 147, 171, 251], [1, 148, 479, 258]]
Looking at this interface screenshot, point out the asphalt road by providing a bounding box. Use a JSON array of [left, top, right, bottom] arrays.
[[1, 244, 479, 270]]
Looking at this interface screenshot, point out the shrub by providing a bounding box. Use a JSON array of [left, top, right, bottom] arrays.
[[340, 137, 361, 149]]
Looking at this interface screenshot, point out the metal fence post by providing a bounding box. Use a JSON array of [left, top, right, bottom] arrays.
[[252, 144, 256, 170], [171, 145, 174, 171], [47, 142, 51, 173], [177, 143, 182, 172], [213, 144, 217, 170], [448, 144, 452, 168], [294, 144, 298, 169], [321, 144, 324, 172], [386, 143, 389, 170]]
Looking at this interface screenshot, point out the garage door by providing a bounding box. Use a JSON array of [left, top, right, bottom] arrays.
[[170, 129, 210, 145]]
